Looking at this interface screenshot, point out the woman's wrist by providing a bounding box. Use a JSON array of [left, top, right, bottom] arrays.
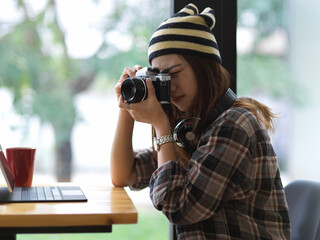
[[119, 106, 133, 117], [118, 109, 134, 130], [154, 117, 171, 138]]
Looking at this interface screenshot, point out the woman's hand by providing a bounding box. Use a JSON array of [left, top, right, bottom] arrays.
[[126, 78, 168, 128], [111, 65, 143, 187], [115, 65, 142, 111], [115, 66, 170, 135]]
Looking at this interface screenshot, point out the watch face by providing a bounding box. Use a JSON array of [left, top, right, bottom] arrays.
[[153, 137, 160, 152]]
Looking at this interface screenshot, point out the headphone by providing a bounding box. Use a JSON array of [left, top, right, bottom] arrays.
[[173, 88, 237, 152]]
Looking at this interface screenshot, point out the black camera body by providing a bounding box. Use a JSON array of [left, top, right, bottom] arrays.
[[121, 67, 171, 104]]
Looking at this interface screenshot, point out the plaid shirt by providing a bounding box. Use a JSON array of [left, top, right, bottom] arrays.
[[130, 107, 290, 239]]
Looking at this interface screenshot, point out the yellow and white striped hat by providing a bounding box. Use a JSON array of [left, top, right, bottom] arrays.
[[148, 3, 221, 64]]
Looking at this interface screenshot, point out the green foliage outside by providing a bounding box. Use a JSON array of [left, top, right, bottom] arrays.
[[238, 0, 285, 36], [237, 0, 289, 90], [237, 0, 305, 107], [237, 54, 304, 105], [0, 0, 169, 180]]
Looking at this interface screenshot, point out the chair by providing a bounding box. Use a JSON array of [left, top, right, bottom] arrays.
[[284, 180, 320, 240]]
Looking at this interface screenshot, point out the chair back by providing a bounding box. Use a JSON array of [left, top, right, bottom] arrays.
[[284, 180, 320, 240]]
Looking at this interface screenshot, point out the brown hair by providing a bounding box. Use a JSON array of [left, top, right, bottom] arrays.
[[154, 55, 277, 168]]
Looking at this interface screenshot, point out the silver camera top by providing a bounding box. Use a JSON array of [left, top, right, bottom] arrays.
[[136, 67, 170, 81]]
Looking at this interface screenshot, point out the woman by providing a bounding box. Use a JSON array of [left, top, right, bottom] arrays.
[[111, 3, 290, 239]]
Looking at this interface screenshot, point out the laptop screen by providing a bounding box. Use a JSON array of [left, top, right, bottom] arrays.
[[0, 145, 15, 193]]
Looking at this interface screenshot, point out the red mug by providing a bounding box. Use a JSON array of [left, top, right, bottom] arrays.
[[6, 147, 36, 187]]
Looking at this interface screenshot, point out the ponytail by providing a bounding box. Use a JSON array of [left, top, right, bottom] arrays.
[[233, 97, 277, 131]]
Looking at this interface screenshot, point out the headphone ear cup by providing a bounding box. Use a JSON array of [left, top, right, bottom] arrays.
[[173, 118, 200, 150]]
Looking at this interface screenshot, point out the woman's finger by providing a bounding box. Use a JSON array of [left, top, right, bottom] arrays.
[[146, 78, 156, 98], [125, 67, 137, 78], [133, 65, 142, 72], [118, 95, 128, 109]]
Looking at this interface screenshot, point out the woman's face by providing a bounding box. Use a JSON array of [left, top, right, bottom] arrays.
[[152, 54, 198, 113]]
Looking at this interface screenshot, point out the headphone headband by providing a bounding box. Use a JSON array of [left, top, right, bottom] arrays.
[[198, 88, 236, 133]]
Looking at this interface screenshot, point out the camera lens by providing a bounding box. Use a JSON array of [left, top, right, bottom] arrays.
[[121, 78, 147, 103]]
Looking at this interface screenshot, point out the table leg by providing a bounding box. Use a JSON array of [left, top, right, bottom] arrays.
[[1, 234, 16, 240], [169, 223, 177, 240]]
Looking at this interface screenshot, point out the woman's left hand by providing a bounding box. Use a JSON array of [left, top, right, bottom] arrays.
[[126, 78, 168, 128]]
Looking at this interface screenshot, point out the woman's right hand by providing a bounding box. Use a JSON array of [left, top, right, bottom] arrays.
[[111, 65, 142, 187], [115, 65, 142, 111]]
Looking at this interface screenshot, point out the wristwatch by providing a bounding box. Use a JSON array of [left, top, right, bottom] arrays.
[[153, 135, 175, 152]]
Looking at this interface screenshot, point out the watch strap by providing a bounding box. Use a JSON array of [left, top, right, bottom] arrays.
[[154, 135, 175, 151]]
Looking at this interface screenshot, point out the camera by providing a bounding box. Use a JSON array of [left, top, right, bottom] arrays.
[[121, 67, 171, 104]]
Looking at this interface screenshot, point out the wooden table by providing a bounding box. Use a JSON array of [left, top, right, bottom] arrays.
[[0, 185, 138, 239]]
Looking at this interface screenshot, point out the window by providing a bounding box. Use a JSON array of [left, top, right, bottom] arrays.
[[237, 0, 320, 183]]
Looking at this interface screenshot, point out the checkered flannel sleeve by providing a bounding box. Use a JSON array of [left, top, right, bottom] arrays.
[[129, 147, 157, 191]]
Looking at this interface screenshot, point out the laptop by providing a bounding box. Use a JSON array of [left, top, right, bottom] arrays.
[[0, 145, 87, 203]]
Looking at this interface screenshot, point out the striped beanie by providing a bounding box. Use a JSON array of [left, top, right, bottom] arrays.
[[148, 3, 221, 64]]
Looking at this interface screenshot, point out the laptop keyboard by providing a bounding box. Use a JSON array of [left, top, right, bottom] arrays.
[[12, 187, 62, 201]]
